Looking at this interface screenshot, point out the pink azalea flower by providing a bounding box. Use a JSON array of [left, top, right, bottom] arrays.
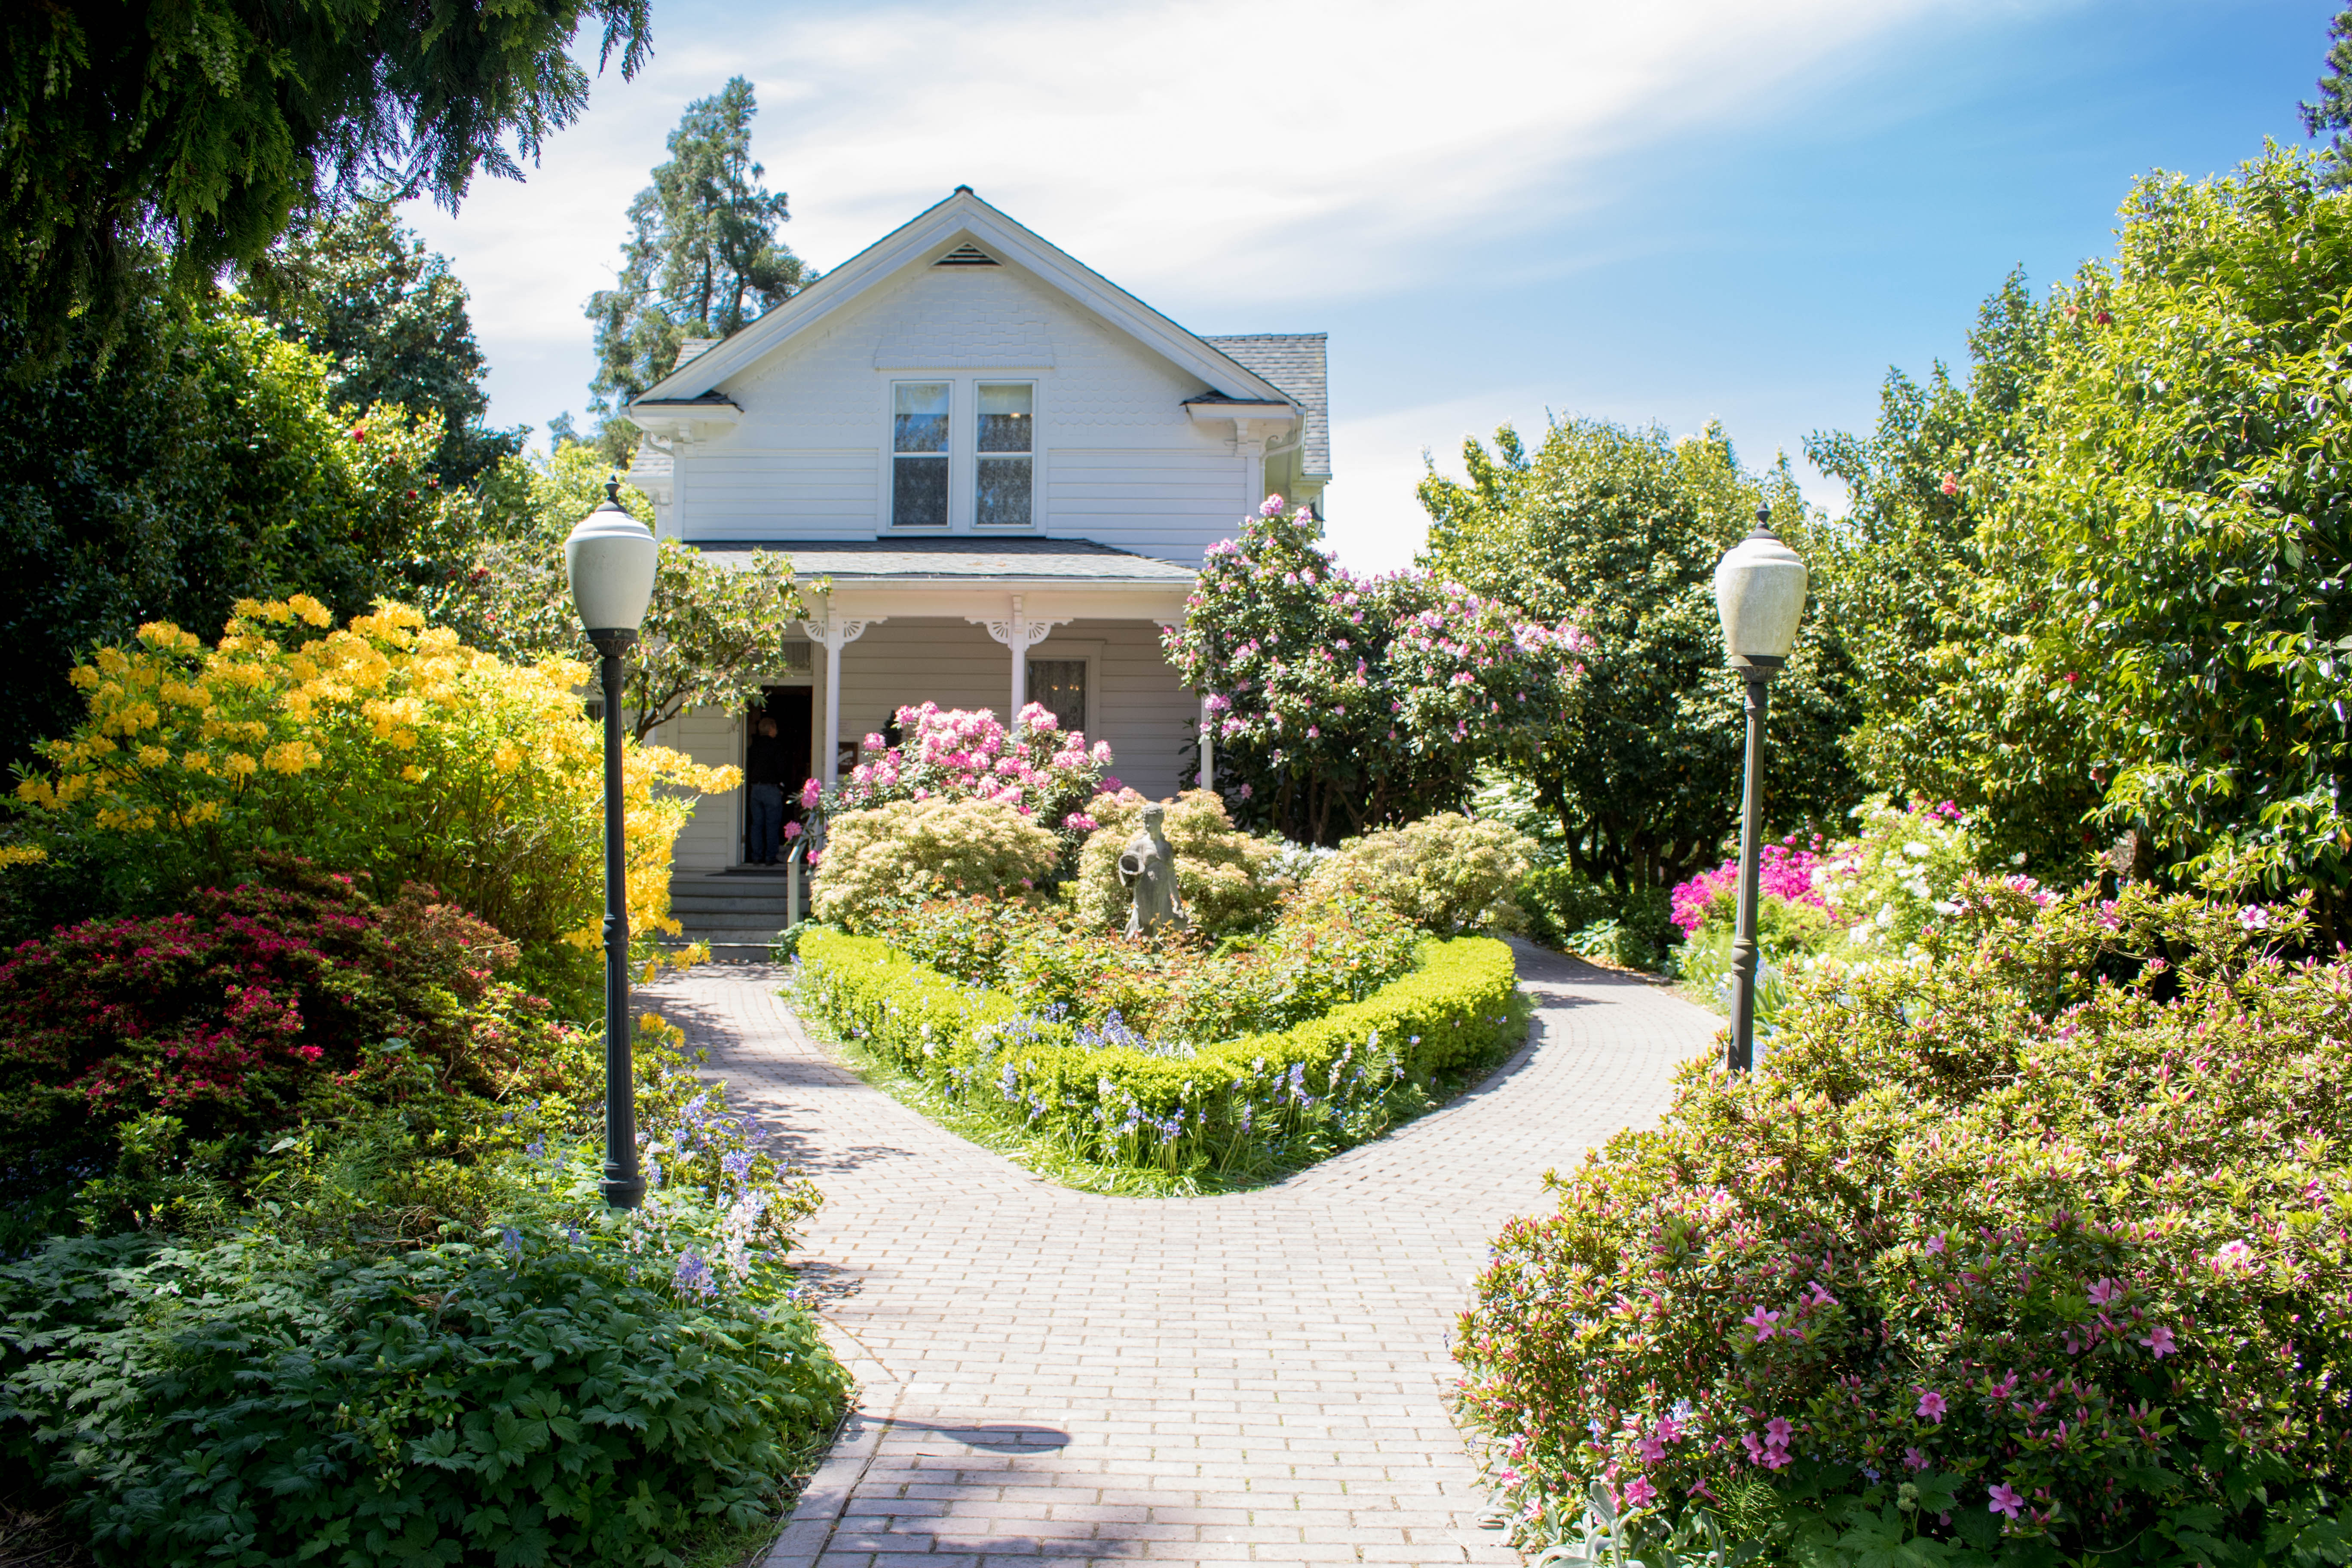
[[2141, 1324, 2177, 1358], [1925, 1235, 1946, 1255], [1988, 1483, 2024, 1519], [1765, 1418, 1792, 1445], [2239, 905, 2271, 931], [1904, 1447, 1930, 1472], [1916, 1390, 1948, 1423], [782, 821, 803, 841], [862, 732, 885, 748], [1740, 1305, 1781, 1342], [1620, 1476, 1657, 1510], [1940, 472, 1960, 496]]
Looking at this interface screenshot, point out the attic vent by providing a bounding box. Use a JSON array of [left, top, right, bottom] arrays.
[[934, 242, 998, 267]]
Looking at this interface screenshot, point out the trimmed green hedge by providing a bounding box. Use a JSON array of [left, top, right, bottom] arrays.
[[793, 928, 1521, 1175]]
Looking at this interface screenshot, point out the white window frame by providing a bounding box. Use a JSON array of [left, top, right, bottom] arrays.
[[1026, 636, 1102, 743], [974, 379, 1038, 530], [889, 380, 952, 529], [882, 376, 1045, 532]]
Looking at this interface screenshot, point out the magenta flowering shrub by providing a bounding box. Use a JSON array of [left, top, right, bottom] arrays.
[[1456, 881, 2352, 1565], [1668, 841, 1833, 938], [1161, 498, 1593, 845], [807, 701, 1114, 851]]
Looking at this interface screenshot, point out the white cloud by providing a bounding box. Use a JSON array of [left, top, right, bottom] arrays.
[[401, 0, 1973, 434], [1321, 392, 1547, 576]]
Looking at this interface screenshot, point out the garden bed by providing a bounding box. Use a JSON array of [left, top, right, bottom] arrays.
[[792, 926, 1525, 1194]]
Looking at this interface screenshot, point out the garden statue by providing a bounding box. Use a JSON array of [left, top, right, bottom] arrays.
[[1117, 803, 1187, 936]]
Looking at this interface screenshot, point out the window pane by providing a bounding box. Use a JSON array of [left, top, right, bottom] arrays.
[[977, 383, 1032, 453], [1028, 658, 1085, 735], [894, 382, 949, 453], [894, 456, 947, 527], [976, 456, 1032, 527]]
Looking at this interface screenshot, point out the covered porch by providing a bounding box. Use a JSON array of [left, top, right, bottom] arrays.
[[661, 539, 1210, 877]]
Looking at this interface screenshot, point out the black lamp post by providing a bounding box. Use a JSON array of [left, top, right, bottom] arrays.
[[1713, 502, 1810, 1073], [565, 478, 659, 1207]]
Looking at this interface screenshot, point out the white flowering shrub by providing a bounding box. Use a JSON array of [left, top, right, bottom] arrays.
[[1303, 812, 1537, 936], [812, 796, 1063, 931], [1069, 789, 1291, 936]]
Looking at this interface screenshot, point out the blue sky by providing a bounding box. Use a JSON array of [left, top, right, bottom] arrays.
[[404, 0, 2338, 572]]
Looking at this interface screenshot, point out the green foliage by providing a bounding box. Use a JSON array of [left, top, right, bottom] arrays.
[[795, 926, 1522, 1182], [0, 1227, 844, 1568], [1303, 812, 1537, 937], [812, 797, 1066, 931], [588, 77, 813, 415], [867, 889, 1423, 1047], [1419, 418, 1855, 892], [0, 0, 650, 347], [1070, 789, 1291, 937], [238, 200, 527, 485], [0, 862, 577, 1233], [0, 292, 454, 775], [430, 441, 809, 741], [1518, 866, 1677, 971], [1455, 880, 2352, 1565], [1822, 151, 2352, 930]]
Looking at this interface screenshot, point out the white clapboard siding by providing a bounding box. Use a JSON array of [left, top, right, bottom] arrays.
[[680, 453, 877, 539], [1044, 450, 1246, 563]]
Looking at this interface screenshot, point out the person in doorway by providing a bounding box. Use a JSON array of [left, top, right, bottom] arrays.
[[746, 714, 787, 865]]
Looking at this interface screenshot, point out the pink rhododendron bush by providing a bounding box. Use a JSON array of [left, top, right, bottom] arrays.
[[809, 699, 1114, 846], [1455, 879, 2352, 1565]]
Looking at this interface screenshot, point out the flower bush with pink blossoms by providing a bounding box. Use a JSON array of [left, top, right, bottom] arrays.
[[1161, 498, 1594, 845], [804, 700, 1115, 855], [1455, 879, 2352, 1566]]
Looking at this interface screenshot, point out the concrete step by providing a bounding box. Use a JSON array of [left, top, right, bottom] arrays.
[[670, 894, 797, 915]]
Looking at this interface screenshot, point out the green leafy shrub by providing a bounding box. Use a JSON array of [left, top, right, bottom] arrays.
[[1070, 788, 1291, 936], [811, 796, 1063, 931], [1304, 812, 1537, 935], [0, 860, 580, 1231], [0, 1228, 846, 1568], [867, 890, 1421, 1046], [1521, 867, 1678, 970], [1455, 880, 2352, 1565], [795, 925, 1520, 1178]]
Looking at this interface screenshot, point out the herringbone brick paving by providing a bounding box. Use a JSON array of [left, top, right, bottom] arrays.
[[637, 941, 1716, 1566]]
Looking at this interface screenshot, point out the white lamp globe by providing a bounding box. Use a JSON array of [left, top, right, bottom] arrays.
[[566, 479, 658, 634], [1714, 505, 1808, 662]]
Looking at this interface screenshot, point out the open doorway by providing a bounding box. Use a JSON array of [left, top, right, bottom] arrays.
[[743, 686, 813, 866]]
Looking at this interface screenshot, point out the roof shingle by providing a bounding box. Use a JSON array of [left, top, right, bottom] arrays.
[[1204, 333, 1329, 479]]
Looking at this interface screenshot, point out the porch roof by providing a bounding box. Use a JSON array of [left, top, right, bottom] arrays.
[[689, 536, 1197, 585]]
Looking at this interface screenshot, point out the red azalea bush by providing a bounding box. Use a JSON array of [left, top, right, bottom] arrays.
[[0, 860, 578, 1200], [1455, 879, 2352, 1565]]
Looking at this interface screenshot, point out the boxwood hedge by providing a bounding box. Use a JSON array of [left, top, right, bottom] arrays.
[[793, 928, 1521, 1175]]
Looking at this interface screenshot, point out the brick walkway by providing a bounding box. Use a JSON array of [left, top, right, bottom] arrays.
[[637, 941, 1716, 1567]]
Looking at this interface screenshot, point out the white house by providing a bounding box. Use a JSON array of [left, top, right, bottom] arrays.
[[624, 187, 1329, 877]]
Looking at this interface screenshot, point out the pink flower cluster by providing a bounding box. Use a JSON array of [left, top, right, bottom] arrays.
[[808, 701, 1116, 836], [1669, 841, 1830, 936]]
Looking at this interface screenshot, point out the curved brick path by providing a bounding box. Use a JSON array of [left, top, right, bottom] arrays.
[[637, 942, 1715, 1567]]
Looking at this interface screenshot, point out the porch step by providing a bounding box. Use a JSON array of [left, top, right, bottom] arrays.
[[665, 872, 806, 963]]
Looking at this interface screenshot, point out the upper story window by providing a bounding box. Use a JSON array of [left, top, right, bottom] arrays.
[[976, 383, 1033, 528], [892, 382, 949, 527]]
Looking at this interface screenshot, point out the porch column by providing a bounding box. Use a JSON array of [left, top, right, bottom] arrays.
[[800, 604, 884, 785], [1199, 693, 1215, 789], [968, 594, 1067, 732]]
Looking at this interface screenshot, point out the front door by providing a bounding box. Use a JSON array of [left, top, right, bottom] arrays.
[[743, 686, 813, 865]]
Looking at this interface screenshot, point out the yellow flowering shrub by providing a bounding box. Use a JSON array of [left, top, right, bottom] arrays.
[[9, 600, 738, 1009]]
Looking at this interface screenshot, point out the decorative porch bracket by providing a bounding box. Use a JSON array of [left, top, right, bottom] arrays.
[[968, 594, 1070, 730], [800, 606, 885, 785]]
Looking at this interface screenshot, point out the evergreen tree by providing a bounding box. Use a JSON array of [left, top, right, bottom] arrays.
[[240, 202, 527, 486], [586, 78, 813, 421], [2306, 8, 2352, 186], [0, 0, 650, 353]]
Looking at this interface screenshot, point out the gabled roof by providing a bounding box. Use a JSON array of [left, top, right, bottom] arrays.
[[1207, 334, 1329, 480], [632, 188, 1295, 409]]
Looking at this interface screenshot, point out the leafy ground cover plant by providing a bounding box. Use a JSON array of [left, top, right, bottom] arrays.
[[1069, 788, 1291, 936], [4, 599, 735, 1009], [0, 1012, 839, 1568], [865, 889, 1422, 1047], [794, 925, 1522, 1187], [1455, 879, 2352, 1566], [1304, 812, 1537, 936]]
